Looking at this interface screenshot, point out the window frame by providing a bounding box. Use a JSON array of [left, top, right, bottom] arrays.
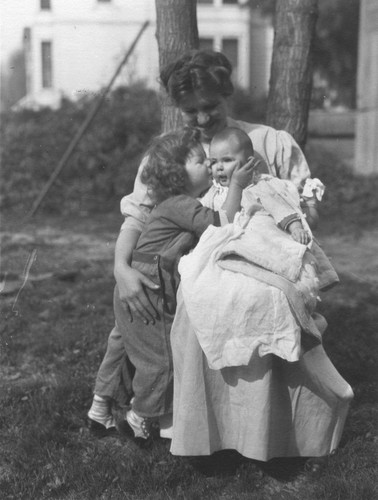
[[40, 0, 51, 10], [41, 41, 53, 89]]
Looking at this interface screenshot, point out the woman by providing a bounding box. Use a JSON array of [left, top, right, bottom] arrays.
[[116, 50, 312, 320], [91, 50, 353, 459]]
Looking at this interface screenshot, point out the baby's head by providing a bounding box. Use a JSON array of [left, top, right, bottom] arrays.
[[141, 127, 211, 203], [209, 127, 254, 187]]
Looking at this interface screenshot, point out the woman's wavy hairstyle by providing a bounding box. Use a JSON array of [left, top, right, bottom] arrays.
[[141, 127, 202, 204], [160, 50, 234, 105]]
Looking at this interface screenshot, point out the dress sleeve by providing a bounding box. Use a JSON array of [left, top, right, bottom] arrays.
[[119, 156, 155, 232], [274, 130, 311, 191]]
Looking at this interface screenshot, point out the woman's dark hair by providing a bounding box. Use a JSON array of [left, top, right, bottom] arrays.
[[141, 127, 202, 204], [160, 50, 234, 105]]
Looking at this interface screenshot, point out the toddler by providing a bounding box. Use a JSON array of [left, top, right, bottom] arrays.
[[88, 127, 254, 440]]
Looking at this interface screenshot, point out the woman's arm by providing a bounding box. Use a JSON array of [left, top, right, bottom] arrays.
[[274, 130, 311, 189], [114, 226, 160, 325], [300, 197, 319, 229], [115, 156, 159, 325]]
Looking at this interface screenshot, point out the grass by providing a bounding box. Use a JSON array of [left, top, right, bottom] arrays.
[[1, 210, 377, 500]]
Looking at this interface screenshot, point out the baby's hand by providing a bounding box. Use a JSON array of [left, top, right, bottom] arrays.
[[231, 156, 258, 189], [288, 221, 311, 245]]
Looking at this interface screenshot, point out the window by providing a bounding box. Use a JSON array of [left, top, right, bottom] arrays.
[[40, 0, 51, 9], [199, 38, 214, 51], [41, 41, 53, 88], [223, 0, 238, 4], [222, 38, 238, 79]]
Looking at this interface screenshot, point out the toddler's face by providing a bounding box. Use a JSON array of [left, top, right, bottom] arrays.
[[184, 145, 212, 197], [209, 138, 248, 187]]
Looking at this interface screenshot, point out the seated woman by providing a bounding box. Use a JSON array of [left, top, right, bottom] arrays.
[[89, 50, 353, 461]]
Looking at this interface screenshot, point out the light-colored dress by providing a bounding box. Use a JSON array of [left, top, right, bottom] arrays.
[[170, 295, 353, 460]]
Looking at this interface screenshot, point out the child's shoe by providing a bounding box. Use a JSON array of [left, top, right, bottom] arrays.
[[87, 394, 117, 437], [118, 409, 158, 446]]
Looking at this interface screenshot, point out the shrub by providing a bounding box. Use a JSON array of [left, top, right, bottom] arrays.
[[309, 151, 378, 233], [0, 84, 161, 216], [229, 87, 267, 124]]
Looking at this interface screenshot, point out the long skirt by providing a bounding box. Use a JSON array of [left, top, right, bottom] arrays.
[[170, 287, 353, 461]]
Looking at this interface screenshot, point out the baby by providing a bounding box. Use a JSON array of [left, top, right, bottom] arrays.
[[205, 126, 313, 245], [178, 127, 338, 370]]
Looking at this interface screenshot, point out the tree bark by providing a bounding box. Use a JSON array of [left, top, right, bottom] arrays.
[[266, 0, 318, 149], [155, 0, 199, 132]]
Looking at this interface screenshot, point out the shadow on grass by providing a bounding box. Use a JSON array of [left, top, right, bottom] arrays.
[[1, 218, 377, 499], [187, 450, 308, 481]]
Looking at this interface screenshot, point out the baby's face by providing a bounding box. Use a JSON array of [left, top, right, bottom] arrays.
[[209, 138, 248, 187]]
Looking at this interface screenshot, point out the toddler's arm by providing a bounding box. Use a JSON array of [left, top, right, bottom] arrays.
[[287, 220, 311, 245], [114, 225, 160, 325]]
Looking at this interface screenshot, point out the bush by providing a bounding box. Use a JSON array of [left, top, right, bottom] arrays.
[[229, 87, 267, 124], [0, 85, 161, 216]]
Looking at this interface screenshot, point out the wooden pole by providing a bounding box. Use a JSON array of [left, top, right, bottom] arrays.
[[27, 20, 149, 218]]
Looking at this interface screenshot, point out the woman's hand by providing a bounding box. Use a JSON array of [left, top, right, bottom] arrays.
[[114, 227, 159, 325], [116, 265, 160, 325]]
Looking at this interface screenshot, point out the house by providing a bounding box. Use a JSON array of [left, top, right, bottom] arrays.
[[16, 0, 273, 109], [355, 0, 378, 175]]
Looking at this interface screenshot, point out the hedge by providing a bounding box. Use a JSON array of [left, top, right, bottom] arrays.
[[0, 85, 161, 216]]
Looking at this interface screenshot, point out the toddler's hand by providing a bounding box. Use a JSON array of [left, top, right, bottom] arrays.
[[231, 156, 258, 189]]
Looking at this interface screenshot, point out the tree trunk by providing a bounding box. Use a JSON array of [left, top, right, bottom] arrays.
[[266, 0, 318, 149], [155, 0, 199, 132]]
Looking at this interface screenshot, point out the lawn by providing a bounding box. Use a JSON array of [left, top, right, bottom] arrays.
[[0, 205, 377, 499]]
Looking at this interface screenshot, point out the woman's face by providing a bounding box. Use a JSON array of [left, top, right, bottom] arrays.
[[179, 91, 228, 143]]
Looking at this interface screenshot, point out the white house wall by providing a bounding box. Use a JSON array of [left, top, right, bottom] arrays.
[[23, 0, 272, 108], [355, 0, 378, 174], [26, 0, 159, 107], [196, 2, 251, 89]]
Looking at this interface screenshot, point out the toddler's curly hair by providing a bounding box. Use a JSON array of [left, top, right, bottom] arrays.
[[141, 127, 202, 204]]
